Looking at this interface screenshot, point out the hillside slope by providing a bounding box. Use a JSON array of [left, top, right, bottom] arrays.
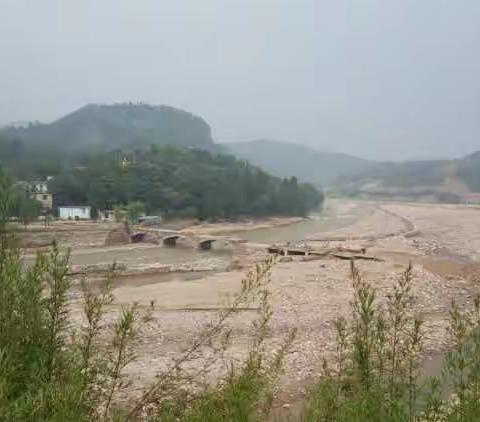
[[224, 139, 372, 187], [335, 152, 480, 201], [50, 145, 323, 219], [1, 103, 216, 154]]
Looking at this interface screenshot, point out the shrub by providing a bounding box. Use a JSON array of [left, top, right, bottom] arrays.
[[0, 176, 287, 421], [301, 261, 423, 422], [301, 261, 480, 422]]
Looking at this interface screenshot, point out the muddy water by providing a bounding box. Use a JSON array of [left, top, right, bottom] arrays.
[[234, 201, 375, 244]]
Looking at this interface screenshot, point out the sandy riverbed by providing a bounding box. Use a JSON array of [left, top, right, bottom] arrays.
[[24, 200, 480, 414]]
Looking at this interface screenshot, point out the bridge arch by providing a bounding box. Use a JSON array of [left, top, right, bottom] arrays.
[[198, 239, 216, 250], [162, 234, 187, 247], [197, 237, 241, 250]]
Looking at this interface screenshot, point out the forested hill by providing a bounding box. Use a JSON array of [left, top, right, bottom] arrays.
[[50, 146, 323, 219], [0, 104, 322, 219], [1, 103, 216, 155], [224, 139, 372, 187]]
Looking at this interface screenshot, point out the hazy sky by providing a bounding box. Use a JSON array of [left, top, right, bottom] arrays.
[[1, 0, 479, 160]]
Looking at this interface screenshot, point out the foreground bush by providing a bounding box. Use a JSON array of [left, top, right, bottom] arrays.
[[9, 237, 480, 422], [0, 236, 291, 421], [301, 261, 480, 422]]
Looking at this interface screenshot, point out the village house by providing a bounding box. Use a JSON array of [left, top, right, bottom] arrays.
[[31, 191, 53, 211], [29, 180, 53, 210], [14, 177, 54, 211], [463, 193, 480, 205], [98, 209, 115, 221], [30, 180, 49, 194], [58, 206, 92, 220]]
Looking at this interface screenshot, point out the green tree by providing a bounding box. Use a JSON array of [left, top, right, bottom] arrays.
[[126, 201, 145, 223], [18, 195, 42, 227], [44, 145, 322, 220], [113, 204, 127, 222]]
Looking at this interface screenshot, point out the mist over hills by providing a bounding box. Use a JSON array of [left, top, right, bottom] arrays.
[[225, 138, 480, 201], [1, 106, 374, 187], [1, 103, 480, 204], [334, 151, 480, 201], [224, 139, 373, 187], [1, 103, 216, 154], [0, 104, 323, 218]]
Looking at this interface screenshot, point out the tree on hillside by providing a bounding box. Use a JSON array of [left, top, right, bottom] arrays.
[[46, 146, 323, 220], [49, 173, 88, 206]]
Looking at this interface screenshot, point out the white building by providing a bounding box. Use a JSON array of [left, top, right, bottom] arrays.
[[98, 209, 115, 221], [30, 180, 49, 194], [464, 193, 480, 205], [58, 206, 92, 220]]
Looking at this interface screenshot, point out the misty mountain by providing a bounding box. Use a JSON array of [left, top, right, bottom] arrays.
[[334, 151, 480, 201], [224, 139, 372, 187], [1, 103, 216, 154]]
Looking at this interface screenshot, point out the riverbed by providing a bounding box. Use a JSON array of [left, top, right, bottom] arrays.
[[49, 199, 480, 415]]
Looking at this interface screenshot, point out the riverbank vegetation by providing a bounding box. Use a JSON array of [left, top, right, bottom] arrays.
[[0, 137, 323, 220], [49, 145, 323, 219], [1, 175, 480, 421], [0, 104, 324, 220]]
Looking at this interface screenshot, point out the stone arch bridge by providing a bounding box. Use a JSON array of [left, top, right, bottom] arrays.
[[142, 229, 242, 250]]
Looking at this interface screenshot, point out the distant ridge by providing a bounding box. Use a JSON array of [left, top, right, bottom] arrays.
[[224, 139, 373, 187], [334, 151, 480, 201]]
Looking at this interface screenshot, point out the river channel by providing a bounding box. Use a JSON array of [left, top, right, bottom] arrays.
[[232, 200, 375, 243], [67, 200, 375, 269]]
